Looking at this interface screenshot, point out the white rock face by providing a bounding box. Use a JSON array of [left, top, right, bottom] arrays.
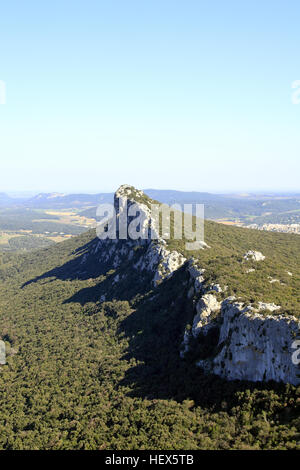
[[132, 239, 186, 285], [197, 299, 299, 385], [244, 250, 266, 261], [193, 294, 221, 336], [183, 264, 299, 386], [258, 302, 281, 312], [94, 186, 299, 387], [268, 278, 280, 284], [106, 185, 187, 286], [188, 260, 205, 293], [115, 184, 158, 240], [153, 248, 186, 285]]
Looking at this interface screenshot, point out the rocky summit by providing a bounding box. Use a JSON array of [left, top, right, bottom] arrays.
[[68, 185, 300, 385]]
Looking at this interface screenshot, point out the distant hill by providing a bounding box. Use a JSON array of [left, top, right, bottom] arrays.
[[78, 189, 300, 222], [0, 193, 25, 206], [24, 192, 114, 208], [2, 189, 300, 223]]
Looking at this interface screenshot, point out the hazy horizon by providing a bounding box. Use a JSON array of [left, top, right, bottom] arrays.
[[4, 187, 300, 199], [1, 1, 300, 193]]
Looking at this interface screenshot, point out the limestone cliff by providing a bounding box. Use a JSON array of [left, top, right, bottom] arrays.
[[181, 259, 299, 386], [95, 184, 186, 285], [91, 185, 300, 386]]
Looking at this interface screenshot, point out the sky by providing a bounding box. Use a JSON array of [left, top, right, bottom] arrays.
[[0, 0, 300, 194]]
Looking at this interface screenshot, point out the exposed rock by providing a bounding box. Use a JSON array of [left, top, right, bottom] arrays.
[[114, 187, 187, 285], [94, 185, 187, 287], [91, 184, 300, 386], [187, 260, 205, 293], [210, 284, 223, 293], [268, 278, 280, 284], [133, 240, 186, 286], [244, 250, 265, 261], [257, 302, 281, 312], [193, 294, 221, 336], [152, 248, 186, 285], [197, 300, 299, 385], [183, 266, 299, 385], [114, 184, 157, 240]]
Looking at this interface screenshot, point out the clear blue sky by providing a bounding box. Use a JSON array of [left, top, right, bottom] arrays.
[[0, 0, 299, 193]]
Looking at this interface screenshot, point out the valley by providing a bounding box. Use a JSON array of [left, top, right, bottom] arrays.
[[1, 190, 300, 253], [0, 208, 96, 252]]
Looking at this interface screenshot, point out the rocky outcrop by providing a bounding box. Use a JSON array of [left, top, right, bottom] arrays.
[[94, 185, 187, 286], [114, 184, 157, 240], [91, 185, 299, 386], [134, 239, 186, 285], [197, 299, 299, 385], [244, 250, 265, 261], [115, 185, 187, 285], [182, 260, 299, 386], [257, 302, 281, 312], [193, 294, 221, 336]]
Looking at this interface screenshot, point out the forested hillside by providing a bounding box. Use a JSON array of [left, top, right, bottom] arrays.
[[0, 190, 299, 449]]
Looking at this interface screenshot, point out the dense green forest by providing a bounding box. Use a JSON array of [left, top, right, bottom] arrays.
[[0, 208, 299, 449], [3, 235, 55, 252], [169, 220, 300, 317]]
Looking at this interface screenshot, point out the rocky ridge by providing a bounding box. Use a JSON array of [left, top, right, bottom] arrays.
[[181, 258, 299, 385], [94, 185, 187, 286], [90, 185, 299, 386]]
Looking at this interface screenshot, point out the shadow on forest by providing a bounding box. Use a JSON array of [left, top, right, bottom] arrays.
[[21, 237, 153, 305], [22, 238, 104, 288], [115, 269, 288, 412], [21, 237, 289, 412]]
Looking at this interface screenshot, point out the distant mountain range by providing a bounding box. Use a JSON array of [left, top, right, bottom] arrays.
[[1, 189, 300, 223], [0, 192, 24, 206]]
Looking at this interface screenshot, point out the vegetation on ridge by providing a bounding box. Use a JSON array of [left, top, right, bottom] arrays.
[[0, 191, 299, 449]]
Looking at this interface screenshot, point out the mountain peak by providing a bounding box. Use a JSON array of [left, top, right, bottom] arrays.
[[114, 185, 158, 218], [115, 184, 154, 206]]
